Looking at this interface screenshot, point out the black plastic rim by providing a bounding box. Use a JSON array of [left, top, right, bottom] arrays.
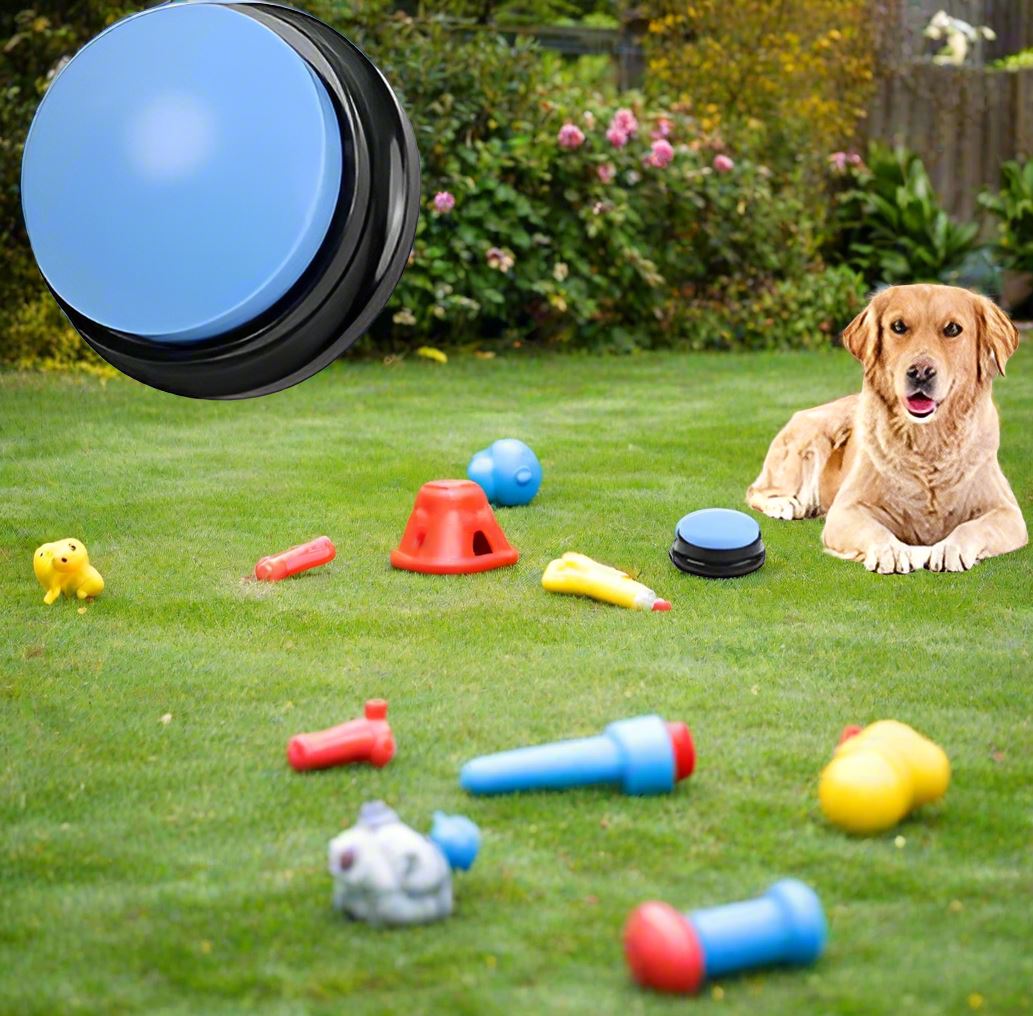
[[47, 2, 420, 399], [668, 534, 766, 579]]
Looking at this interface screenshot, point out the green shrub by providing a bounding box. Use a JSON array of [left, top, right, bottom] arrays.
[[979, 159, 1033, 274], [671, 265, 867, 352], [827, 143, 980, 286], [991, 48, 1033, 70], [2, 292, 113, 375]]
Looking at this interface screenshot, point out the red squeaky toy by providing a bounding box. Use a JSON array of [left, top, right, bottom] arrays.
[[255, 536, 336, 581], [288, 699, 396, 772]]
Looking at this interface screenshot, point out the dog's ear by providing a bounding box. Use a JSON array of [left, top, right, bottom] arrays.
[[976, 295, 1020, 381], [841, 304, 880, 369]]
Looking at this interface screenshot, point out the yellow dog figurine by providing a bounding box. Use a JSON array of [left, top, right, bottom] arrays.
[[33, 538, 105, 605]]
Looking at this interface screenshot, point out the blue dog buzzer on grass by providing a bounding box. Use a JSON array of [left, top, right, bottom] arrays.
[[675, 508, 761, 551], [21, 2, 343, 344]]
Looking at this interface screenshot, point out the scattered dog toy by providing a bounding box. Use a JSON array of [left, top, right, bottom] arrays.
[[669, 509, 765, 578], [467, 438, 542, 506], [542, 553, 671, 611], [460, 714, 694, 796], [624, 878, 827, 994], [328, 801, 480, 927], [288, 699, 395, 772], [33, 539, 104, 605], [391, 479, 518, 574], [255, 535, 336, 581], [819, 720, 950, 835]]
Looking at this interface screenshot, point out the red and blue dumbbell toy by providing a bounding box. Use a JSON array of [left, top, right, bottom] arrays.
[[459, 714, 694, 796], [624, 879, 827, 994]]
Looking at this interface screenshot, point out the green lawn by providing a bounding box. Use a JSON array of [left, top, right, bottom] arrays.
[[1, 347, 1031, 1016]]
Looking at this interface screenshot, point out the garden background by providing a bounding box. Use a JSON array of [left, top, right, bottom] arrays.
[[4, 0, 1033, 370]]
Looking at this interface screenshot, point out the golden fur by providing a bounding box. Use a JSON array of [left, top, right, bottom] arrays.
[[746, 284, 1027, 573]]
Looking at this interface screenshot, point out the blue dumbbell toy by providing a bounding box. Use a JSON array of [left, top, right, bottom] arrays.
[[624, 879, 827, 994], [467, 439, 542, 506], [460, 714, 695, 796], [20, 1, 419, 398]]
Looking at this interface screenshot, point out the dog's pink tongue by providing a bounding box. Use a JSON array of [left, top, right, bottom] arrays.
[[906, 395, 936, 414]]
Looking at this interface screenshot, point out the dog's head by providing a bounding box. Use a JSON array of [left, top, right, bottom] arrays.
[[841, 284, 1019, 425]]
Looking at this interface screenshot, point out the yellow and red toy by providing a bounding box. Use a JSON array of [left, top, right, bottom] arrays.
[[818, 720, 950, 835], [542, 553, 670, 611], [33, 538, 104, 605]]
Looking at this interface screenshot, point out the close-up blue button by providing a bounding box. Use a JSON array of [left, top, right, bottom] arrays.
[[20, 1, 420, 398], [669, 508, 766, 578], [23, 3, 343, 344]]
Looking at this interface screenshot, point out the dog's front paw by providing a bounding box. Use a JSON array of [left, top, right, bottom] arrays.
[[863, 541, 929, 575], [927, 538, 979, 572], [751, 494, 807, 521]]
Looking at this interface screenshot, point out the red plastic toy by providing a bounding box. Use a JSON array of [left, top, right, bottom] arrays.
[[390, 479, 519, 574], [255, 535, 336, 581], [287, 699, 396, 772]]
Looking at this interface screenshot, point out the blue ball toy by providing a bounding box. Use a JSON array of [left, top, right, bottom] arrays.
[[467, 439, 542, 507]]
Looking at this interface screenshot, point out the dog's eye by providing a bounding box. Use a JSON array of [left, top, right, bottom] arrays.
[[890, 319, 908, 334], [943, 321, 962, 337]]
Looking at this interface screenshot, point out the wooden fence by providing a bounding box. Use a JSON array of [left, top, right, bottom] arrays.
[[865, 63, 1033, 220]]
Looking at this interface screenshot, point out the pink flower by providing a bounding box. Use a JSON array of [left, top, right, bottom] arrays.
[[611, 107, 638, 137], [558, 122, 585, 150], [606, 126, 628, 149], [713, 154, 734, 173], [432, 190, 455, 213], [647, 139, 674, 169], [828, 151, 865, 173], [651, 117, 673, 141], [486, 246, 515, 273], [597, 162, 616, 184]]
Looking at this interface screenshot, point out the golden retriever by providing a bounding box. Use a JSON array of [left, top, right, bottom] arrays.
[[746, 284, 1027, 573]]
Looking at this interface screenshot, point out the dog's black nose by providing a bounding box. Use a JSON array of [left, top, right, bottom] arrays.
[[906, 362, 937, 385]]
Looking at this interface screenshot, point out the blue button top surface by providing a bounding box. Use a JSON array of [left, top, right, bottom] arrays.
[[21, 2, 343, 343], [675, 508, 760, 551]]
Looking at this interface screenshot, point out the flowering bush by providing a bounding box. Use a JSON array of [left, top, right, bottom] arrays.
[[381, 94, 860, 351]]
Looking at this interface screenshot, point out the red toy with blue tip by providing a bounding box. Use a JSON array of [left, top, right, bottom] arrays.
[[624, 879, 827, 994]]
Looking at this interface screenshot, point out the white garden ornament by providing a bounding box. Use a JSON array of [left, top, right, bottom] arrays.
[[923, 10, 996, 66]]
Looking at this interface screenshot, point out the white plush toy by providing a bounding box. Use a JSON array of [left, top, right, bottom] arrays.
[[328, 801, 480, 928]]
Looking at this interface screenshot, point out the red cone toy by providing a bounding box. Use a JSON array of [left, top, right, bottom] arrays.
[[390, 480, 519, 574]]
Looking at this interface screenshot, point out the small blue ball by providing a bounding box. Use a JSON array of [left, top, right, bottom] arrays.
[[467, 438, 542, 506], [429, 812, 481, 871]]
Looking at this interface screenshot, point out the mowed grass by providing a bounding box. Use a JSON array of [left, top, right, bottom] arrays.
[[1, 346, 1031, 1016]]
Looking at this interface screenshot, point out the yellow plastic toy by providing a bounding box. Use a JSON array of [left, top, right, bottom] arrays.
[[818, 720, 950, 835], [33, 538, 105, 605], [542, 553, 671, 611]]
